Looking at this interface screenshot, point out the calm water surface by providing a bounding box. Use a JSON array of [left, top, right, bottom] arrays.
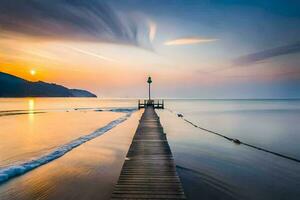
[[0, 98, 299, 200], [0, 98, 137, 168], [159, 99, 300, 200], [0, 98, 139, 199]]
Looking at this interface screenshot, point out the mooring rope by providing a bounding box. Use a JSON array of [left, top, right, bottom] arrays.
[[166, 108, 300, 163]]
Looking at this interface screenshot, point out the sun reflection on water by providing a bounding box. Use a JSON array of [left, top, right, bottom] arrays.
[[28, 99, 35, 122], [28, 99, 35, 111]]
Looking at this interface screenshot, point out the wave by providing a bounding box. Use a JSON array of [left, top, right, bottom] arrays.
[[0, 107, 137, 118], [0, 112, 134, 184], [107, 108, 137, 113], [0, 111, 46, 117], [94, 107, 137, 113]]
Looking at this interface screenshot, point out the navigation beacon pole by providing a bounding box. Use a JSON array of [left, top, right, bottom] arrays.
[[147, 76, 152, 101], [138, 76, 164, 109]]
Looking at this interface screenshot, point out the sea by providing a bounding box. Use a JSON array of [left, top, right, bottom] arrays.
[[0, 98, 299, 200]]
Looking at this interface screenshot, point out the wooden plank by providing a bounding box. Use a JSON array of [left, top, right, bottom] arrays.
[[111, 107, 186, 199]]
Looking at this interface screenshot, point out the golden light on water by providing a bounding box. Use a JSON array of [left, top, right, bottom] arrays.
[[28, 99, 35, 111], [28, 99, 35, 123]]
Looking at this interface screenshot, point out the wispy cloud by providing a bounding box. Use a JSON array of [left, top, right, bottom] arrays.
[[164, 37, 218, 46], [233, 41, 300, 66], [222, 70, 300, 78], [66, 46, 118, 63], [0, 0, 150, 48], [148, 20, 157, 42]]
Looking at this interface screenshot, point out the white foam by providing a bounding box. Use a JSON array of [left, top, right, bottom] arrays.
[[0, 112, 133, 184]]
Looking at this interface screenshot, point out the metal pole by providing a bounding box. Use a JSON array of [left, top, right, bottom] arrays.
[[148, 83, 151, 100], [147, 76, 152, 103]]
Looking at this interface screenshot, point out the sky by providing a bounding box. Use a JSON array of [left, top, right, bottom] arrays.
[[0, 0, 300, 98]]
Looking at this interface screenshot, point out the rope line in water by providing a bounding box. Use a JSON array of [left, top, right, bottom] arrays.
[[166, 108, 300, 163]]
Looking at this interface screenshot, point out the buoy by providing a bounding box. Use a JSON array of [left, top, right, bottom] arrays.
[[233, 139, 241, 144]]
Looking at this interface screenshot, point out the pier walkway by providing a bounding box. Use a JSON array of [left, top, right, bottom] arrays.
[[111, 107, 186, 199]]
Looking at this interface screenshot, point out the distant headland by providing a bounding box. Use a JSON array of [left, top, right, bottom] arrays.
[[0, 72, 97, 97]]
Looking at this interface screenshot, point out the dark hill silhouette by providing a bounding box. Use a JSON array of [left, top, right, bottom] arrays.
[[0, 72, 97, 97]]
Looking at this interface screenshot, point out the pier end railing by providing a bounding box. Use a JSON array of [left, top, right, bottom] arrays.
[[138, 99, 164, 109]]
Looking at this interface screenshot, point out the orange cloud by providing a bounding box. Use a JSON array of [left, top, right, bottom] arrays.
[[164, 37, 218, 46]]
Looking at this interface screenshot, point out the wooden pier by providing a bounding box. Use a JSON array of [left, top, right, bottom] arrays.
[[111, 107, 185, 199]]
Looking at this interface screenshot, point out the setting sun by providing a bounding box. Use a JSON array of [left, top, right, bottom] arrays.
[[30, 69, 36, 76]]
